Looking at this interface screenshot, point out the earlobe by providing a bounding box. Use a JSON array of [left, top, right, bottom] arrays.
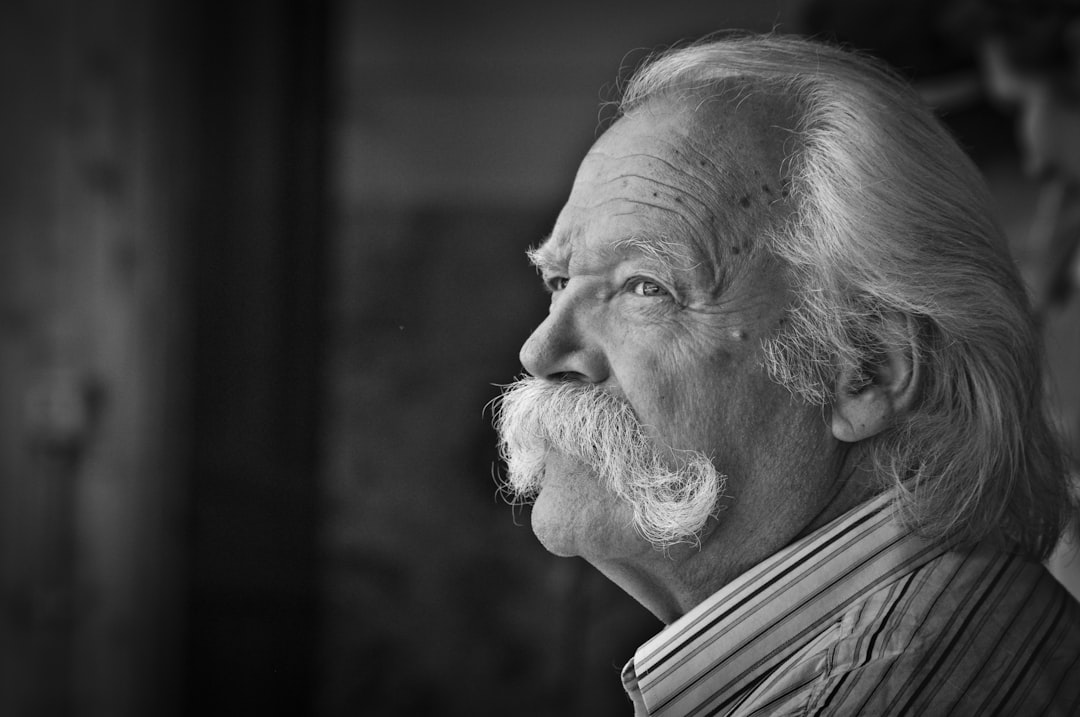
[[830, 316, 920, 443], [831, 384, 893, 442]]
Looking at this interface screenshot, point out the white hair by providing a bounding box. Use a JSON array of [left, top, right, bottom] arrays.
[[616, 32, 1073, 558], [493, 377, 725, 549]]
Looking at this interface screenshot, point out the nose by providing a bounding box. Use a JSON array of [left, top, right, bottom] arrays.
[[519, 287, 608, 383]]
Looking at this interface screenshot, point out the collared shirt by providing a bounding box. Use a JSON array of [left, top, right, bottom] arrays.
[[622, 491, 1080, 716]]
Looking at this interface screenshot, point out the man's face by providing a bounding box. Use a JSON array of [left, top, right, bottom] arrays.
[[517, 96, 844, 567]]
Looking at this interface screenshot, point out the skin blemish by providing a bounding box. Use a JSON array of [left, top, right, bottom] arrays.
[[739, 196, 751, 209], [761, 183, 772, 194], [674, 196, 683, 204], [731, 244, 741, 255]]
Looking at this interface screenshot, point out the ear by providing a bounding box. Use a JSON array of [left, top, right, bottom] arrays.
[[830, 315, 920, 443]]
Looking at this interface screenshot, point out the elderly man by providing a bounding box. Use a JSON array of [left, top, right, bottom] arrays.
[[494, 33, 1080, 715]]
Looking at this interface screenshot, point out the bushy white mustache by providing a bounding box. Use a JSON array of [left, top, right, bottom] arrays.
[[492, 376, 725, 549]]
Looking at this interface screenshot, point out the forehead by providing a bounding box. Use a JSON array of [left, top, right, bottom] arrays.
[[541, 90, 795, 272]]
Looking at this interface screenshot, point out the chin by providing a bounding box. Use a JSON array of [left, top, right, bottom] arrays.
[[530, 481, 653, 563], [529, 488, 583, 558]]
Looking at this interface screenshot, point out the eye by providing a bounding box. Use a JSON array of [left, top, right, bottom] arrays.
[[630, 278, 668, 297], [545, 276, 569, 293]]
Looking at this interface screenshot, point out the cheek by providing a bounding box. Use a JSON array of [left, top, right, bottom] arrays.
[[621, 344, 715, 435], [682, 357, 815, 475], [604, 320, 782, 454], [632, 344, 749, 452], [733, 383, 832, 490]]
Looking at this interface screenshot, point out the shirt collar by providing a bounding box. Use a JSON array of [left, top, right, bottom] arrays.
[[625, 490, 954, 716]]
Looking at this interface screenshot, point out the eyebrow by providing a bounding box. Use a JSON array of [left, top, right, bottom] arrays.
[[611, 236, 697, 274], [526, 235, 561, 276], [527, 234, 701, 280]]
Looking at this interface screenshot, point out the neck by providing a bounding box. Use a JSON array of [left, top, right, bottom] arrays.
[[589, 553, 694, 625], [592, 470, 881, 625]]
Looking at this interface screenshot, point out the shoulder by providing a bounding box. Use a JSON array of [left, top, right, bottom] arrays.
[[732, 546, 1080, 716], [810, 546, 1080, 715]]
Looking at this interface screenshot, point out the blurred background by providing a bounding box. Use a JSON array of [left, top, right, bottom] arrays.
[[1, 1, 1077, 716]]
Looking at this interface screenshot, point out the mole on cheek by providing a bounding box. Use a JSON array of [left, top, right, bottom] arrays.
[[739, 196, 751, 209]]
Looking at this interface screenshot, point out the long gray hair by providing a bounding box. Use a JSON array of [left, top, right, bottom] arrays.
[[618, 32, 1073, 559]]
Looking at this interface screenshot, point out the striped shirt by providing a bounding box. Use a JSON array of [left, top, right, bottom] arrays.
[[621, 491, 1080, 716]]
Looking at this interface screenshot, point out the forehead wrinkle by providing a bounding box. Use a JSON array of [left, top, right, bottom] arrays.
[[603, 141, 749, 261], [587, 154, 721, 247], [608, 171, 697, 195], [614, 149, 721, 209], [589, 131, 720, 193], [606, 170, 719, 221], [592, 194, 703, 229]]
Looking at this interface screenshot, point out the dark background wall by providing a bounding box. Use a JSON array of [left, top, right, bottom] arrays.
[[1, 2, 1076, 717]]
